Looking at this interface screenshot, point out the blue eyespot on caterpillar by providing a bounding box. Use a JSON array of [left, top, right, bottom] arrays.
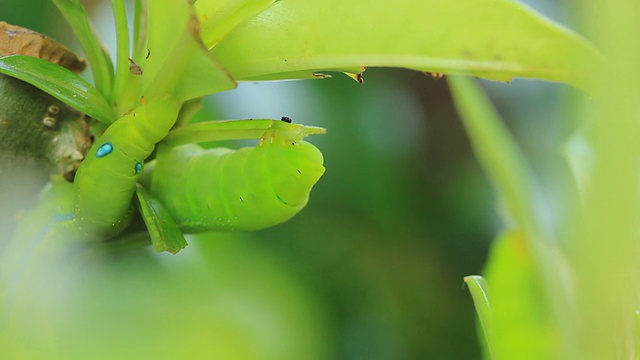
[[134, 162, 143, 174], [96, 143, 113, 158]]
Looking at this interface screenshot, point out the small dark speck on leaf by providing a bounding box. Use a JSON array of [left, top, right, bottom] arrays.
[[129, 58, 143, 76], [425, 72, 444, 80]]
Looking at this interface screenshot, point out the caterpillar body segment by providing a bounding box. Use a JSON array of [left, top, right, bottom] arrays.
[[73, 98, 180, 236], [150, 138, 325, 233]]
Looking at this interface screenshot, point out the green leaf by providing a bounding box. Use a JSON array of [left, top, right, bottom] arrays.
[[173, 48, 237, 102], [243, 68, 366, 81], [140, 0, 236, 102], [482, 230, 560, 359], [464, 275, 495, 360], [448, 75, 540, 238], [636, 311, 640, 360], [195, 0, 276, 48], [51, 0, 114, 98], [449, 77, 578, 358], [211, 0, 599, 89], [161, 118, 326, 148], [132, 0, 148, 62], [110, 0, 131, 104], [0, 55, 115, 124], [135, 184, 188, 254], [564, 126, 594, 199]]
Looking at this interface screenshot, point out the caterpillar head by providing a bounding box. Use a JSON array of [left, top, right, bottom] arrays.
[[265, 140, 325, 207]]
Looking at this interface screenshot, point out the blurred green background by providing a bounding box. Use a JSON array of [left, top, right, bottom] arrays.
[[0, 0, 575, 358]]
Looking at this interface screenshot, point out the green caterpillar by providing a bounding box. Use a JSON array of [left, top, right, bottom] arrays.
[[149, 134, 325, 233], [73, 102, 324, 239], [73, 98, 179, 237]]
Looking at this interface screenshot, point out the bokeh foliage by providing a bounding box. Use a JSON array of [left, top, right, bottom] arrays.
[[0, 0, 610, 359]]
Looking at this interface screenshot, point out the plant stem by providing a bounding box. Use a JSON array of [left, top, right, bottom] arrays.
[[111, 0, 130, 107]]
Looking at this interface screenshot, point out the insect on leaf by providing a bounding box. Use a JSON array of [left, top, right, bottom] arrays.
[[0, 55, 115, 124]]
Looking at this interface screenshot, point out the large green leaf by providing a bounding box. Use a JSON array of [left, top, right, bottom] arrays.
[[140, 0, 236, 103], [0, 55, 115, 124], [448, 75, 540, 238], [482, 231, 560, 359], [195, 0, 276, 48], [211, 0, 599, 89], [51, 0, 114, 98]]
